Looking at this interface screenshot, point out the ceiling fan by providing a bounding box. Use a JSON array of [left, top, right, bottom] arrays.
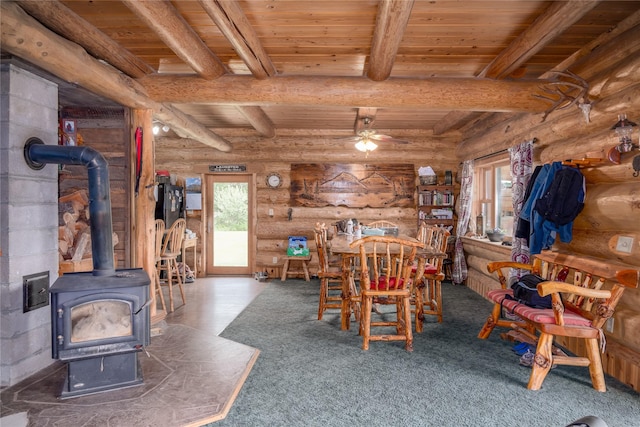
[[342, 118, 410, 153]]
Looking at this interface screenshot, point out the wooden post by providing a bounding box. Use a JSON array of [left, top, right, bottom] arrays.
[[131, 110, 163, 321]]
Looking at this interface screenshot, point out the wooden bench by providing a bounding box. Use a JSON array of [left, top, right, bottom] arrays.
[[477, 251, 639, 392]]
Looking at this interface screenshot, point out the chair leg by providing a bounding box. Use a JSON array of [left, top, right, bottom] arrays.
[[318, 277, 327, 320], [402, 296, 413, 352], [528, 332, 554, 390], [585, 337, 606, 392], [414, 281, 425, 333], [154, 266, 167, 313], [166, 260, 175, 313], [434, 280, 443, 323], [478, 302, 502, 339], [361, 295, 372, 350], [175, 261, 186, 306]]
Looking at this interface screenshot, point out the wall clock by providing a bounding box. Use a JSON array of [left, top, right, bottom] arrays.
[[266, 172, 282, 188]]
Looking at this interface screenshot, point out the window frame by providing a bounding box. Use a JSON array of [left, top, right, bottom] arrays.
[[473, 154, 512, 236]]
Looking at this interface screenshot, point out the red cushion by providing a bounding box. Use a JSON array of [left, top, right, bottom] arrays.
[[411, 263, 438, 274], [372, 276, 412, 291], [486, 289, 591, 327]]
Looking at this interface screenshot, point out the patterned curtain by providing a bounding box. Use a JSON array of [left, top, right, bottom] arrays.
[[508, 139, 534, 267], [452, 160, 473, 285]]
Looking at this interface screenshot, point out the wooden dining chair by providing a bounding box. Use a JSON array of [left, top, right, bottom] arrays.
[[157, 218, 187, 312], [154, 219, 167, 313], [414, 225, 450, 330], [366, 220, 399, 229], [349, 235, 424, 351], [314, 223, 343, 320]]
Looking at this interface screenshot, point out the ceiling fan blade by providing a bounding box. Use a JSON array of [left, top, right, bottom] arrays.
[[370, 134, 410, 144]]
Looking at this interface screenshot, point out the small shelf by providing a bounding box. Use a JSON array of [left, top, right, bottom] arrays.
[[417, 184, 455, 225]]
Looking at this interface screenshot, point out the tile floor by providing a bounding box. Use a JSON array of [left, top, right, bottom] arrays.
[[0, 276, 267, 427]]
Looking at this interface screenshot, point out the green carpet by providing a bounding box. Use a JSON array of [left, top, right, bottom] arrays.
[[212, 280, 639, 427]]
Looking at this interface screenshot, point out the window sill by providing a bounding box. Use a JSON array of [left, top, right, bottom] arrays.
[[460, 236, 512, 255]]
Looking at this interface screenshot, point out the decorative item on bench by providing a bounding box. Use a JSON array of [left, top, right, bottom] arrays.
[[505, 274, 551, 309], [287, 236, 310, 256]]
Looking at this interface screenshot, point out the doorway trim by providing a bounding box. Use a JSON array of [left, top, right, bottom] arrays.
[[204, 174, 255, 275]]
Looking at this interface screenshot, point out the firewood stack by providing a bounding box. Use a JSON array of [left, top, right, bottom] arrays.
[[58, 189, 119, 273]]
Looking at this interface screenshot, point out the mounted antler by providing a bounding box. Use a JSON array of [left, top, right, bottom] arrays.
[[535, 71, 591, 123]]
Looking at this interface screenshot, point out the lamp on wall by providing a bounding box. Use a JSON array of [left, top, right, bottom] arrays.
[[607, 113, 640, 177], [612, 114, 638, 153], [152, 123, 170, 135]]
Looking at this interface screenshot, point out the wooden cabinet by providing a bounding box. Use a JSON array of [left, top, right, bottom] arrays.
[[417, 185, 455, 226]]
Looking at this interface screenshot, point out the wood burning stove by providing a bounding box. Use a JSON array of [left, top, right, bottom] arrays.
[[50, 269, 150, 398], [24, 138, 151, 398]]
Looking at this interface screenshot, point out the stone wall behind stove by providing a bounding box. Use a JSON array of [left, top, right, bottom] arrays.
[[0, 64, 59, 387]]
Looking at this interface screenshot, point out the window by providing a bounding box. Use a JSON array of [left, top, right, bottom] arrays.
[[474, 156, 513, 236]]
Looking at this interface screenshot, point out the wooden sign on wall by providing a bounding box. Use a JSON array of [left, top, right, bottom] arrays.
[[290, 163, 415, 208]]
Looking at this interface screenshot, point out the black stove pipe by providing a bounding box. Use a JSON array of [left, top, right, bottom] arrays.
[[24, 137, 115, 277]]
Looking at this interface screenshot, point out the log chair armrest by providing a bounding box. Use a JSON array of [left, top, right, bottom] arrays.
[[486, 261, 532, 274], [487, 261, 533, 289], [537, 281, 612, 300]]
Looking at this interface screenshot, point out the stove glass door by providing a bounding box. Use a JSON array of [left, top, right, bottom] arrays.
[[70, 299, 133, 343]]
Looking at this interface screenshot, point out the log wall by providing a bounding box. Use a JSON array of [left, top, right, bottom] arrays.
[[155, 132, 460, 277]]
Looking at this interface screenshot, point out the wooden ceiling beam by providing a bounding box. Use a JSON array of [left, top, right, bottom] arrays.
[[482, 1, 601, 80], [138, 74, 563, 113], [198, 0, 277, 79], [122, 0, 274, 138], [1, 2, 232, 152], [237, 106, 276, 138], [15, 0, 155, 79], [367, 0, 414, 82], [433, 0, 600, 135], [121, 0, 226, 79]]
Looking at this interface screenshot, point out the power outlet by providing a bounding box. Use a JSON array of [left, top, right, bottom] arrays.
[[615, 236, 634, 254], [272, 256, 278, 264], [605, 317, 615, 333]]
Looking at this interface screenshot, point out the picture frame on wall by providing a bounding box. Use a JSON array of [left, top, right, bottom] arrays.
[[60, 119, 77, 146]]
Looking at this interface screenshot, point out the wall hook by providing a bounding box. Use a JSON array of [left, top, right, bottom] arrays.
[[632, 155, 640, 178]]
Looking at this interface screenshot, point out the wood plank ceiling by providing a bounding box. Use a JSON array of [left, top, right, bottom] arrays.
[[6, 0, 640, 150]]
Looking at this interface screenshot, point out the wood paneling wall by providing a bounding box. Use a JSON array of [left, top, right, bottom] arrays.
[[58, 108, 131, 269]]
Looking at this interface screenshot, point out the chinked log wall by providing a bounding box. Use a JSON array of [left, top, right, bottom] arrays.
[[155, 132, 460, 277], [460, 51, 640, 391]]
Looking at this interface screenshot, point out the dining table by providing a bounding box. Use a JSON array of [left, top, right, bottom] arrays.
[[328, 232, 446, 331]]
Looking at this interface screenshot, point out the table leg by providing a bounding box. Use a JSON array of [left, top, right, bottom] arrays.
[[281, 258, 290, 281], [341, 255, 352, 330]]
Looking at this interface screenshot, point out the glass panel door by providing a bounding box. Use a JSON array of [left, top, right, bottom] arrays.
[[205, 174, 254, 275]]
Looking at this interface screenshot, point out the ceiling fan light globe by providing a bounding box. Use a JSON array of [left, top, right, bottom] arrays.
[[355, 141, 368, 152], [365, 140, 378, 151]]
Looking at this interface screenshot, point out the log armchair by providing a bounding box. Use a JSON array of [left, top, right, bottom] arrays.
[[478, 251, 639, 391]]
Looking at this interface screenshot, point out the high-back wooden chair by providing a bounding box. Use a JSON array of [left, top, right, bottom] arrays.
[[154, 219, 167, 313], [349, 235, 424, 351], [314, 223, 343, 320], [414, 225, 450, 330], [157, 218, 187, 312], [366, 220, 399, 229]]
